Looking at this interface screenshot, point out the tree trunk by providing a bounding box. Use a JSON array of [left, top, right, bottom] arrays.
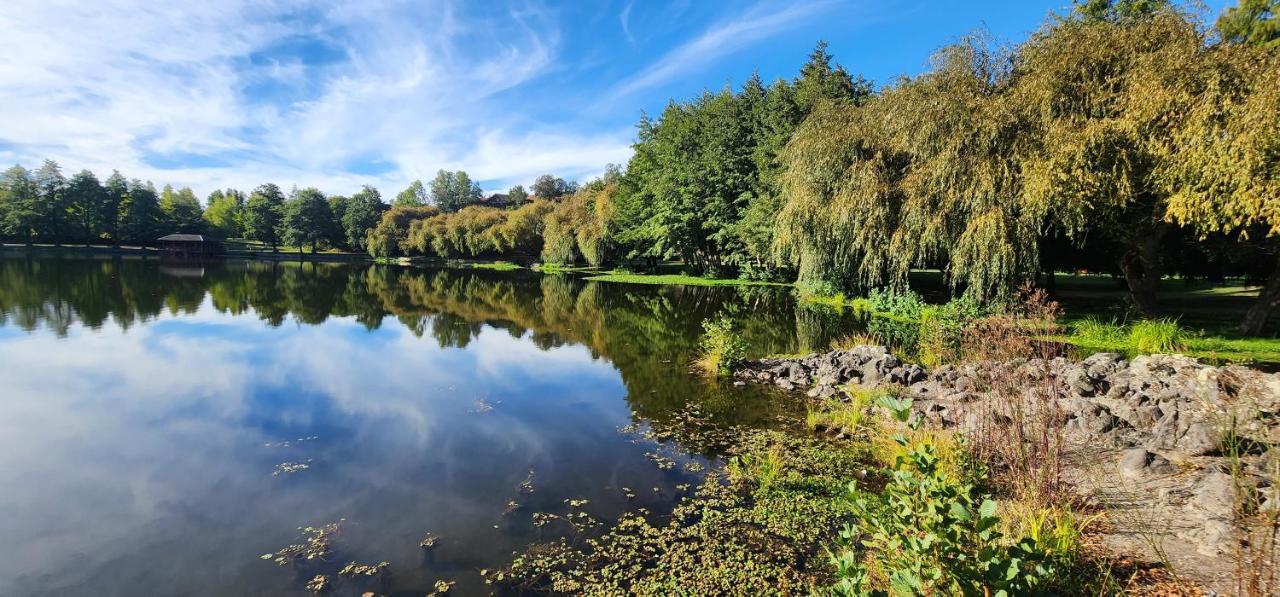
[[1119, 222, 1170, 316], [1239, 252, 1280, 336]]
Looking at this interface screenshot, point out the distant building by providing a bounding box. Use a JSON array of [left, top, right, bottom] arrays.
[[157, 234, 225, 258], [476, 193, 513, 209]]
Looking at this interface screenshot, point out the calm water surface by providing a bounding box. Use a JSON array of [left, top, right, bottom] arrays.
[[0, 255, 858, 596]]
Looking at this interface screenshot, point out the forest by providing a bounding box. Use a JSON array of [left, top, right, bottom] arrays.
[[1, 0, 1277, 332]]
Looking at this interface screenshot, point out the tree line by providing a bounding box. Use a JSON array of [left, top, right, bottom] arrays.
[[0, 164, 585, 254], [2, 0, 1277, 332]]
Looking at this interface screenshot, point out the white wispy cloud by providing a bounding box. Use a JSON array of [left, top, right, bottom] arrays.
[[0, 0, 633, 198], [611, 0, 836, 99]]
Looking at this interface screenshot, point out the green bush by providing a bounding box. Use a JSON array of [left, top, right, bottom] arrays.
[[830, 398, 1062, 596], [699, 316, 748, 376], [866, 287, 926, 319]]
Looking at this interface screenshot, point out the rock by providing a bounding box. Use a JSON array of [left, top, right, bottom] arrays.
[[1118, 448, 1176, 478]]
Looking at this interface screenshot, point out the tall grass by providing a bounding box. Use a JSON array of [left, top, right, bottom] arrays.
[[1069, 317, 1188, 356], [806, 385, 882, 436], [1128, 319, 1187, 354]]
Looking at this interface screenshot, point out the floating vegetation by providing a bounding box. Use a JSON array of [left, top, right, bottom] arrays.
[[470, 398, 495, 414], [503, 499, 521, 515], [491, 432, 866, 594], [644, 451, 676, 470], [622, 487, 636, 500], [676, 483, 691, 492], [338, 560, 390, 578], [531, 502, 601, 534], [431, 579, 456, 594], [261, 520, 343, 566], [683, 461, 705, 473], [272, 459, 313, 476], [419, 533, 440, 550], [304, 574, 330, 594]]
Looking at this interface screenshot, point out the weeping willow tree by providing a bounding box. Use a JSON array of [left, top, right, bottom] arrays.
[[1163, 42, 1280, 333], [1013, 7, 1207, 314], [776, 37, 1034, 301]]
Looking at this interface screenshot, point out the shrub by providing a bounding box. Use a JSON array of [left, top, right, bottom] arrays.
[[830, 397, 1063, 596], [698, 316, 748, 377], [866, 287, 926, 319]]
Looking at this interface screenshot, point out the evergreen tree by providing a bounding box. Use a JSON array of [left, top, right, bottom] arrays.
[[118, 180, 163, 244], [0, 165, 40, 245], [103, 171, 128, 247], [66, 170, 106, 245], [33, 160, 69, 244]]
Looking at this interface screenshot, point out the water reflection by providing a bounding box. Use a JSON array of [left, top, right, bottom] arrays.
[[0, 255, 858, 596]]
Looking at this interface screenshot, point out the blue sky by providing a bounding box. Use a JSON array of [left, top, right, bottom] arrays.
[[0, 0, 1229, 200]]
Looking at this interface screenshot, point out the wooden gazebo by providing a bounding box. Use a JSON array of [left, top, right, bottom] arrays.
[[157, 234, 225, 258]]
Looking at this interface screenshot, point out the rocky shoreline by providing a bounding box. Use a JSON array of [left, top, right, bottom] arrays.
[[735, 346, 1280, 591]]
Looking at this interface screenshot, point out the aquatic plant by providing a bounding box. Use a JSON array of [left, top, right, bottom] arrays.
[[261, 520, 343, 566], [698, 316, 748, 376]]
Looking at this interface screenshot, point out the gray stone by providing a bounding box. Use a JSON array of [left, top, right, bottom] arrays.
[[1118, 448, 1176, 478]]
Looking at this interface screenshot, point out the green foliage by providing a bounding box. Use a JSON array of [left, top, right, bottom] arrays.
[[394, 179, 427, 207], [612, 42, 868, 272], [430, 169, 482, 212], [0, 164, 41, 243], [242, 183, 285, 251], [117, 179, 163, 244], [1216, 0, 1279, 47], [1127, 318, 1187, 353], [532, 174, 572, 200], [493, 431, 866, 595], [366, 205, 438, 258], [65, 169, 107, 244], [1068, 317, 1188, 355], [727, 442, 785, 490], [203, 189, 244, 238], [506, 184, 529, 204], [865, 288, 926, 320], [340, 185, 387, 251], [698, 316, 748, 376], [159, 184, 204, 234], [831, 399, 1063, 596], [281, 188, 336, 253]]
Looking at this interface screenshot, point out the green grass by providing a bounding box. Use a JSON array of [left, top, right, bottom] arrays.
[[533, 263, 602, 274], [465, 260, 522, 271], [585, 272, 788, 287], [1055, 322, 1280, 364]]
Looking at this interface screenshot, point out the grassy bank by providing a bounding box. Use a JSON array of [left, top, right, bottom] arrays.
[[585, 272, 787, 287]]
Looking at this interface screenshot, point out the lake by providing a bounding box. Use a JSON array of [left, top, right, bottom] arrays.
[[0, 255, 859, 596]]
